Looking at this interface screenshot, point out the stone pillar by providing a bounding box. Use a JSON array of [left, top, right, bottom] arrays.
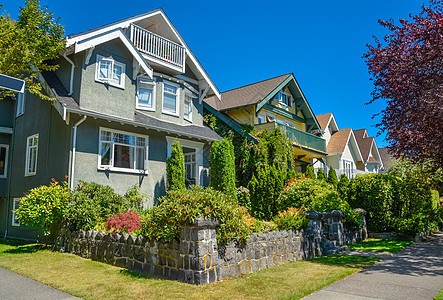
[[305, 211, 323, 257], [179, 217, 219, 285], [323, 210, 345, 246]]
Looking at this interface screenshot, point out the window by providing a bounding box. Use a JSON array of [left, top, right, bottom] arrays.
[[344, 161, 353, 178], [285, 120, 294, 127], [99, 128, 148, 173], [184, 94, 193, 122], [265, 112, 275, 122], [12, 198, 20, 226], [0, 145, 9, 179], [162, 81, 179, 116], [184, 151, 197, 186], [95, 55, 125, 89], [275, 91, 293, 107], [257, 115, 265, 124], [136, 77, 155, 111], [16, 92, 25, 116], [25, 134, 38, 176]]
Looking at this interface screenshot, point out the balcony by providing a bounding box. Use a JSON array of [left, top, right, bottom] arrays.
[[129, 24, 185, 71], [255, 121, 326, 153]]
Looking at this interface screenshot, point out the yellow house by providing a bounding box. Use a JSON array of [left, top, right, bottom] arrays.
[[204, 73, 326, 171]]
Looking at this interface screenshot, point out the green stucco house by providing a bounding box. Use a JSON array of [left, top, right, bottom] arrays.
[[0, 9, 222, 239]]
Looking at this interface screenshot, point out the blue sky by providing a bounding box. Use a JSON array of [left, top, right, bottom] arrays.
[[4, 0, 425, 147]]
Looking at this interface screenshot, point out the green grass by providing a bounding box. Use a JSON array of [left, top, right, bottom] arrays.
[[0, 239, 381, 300], [347, 238, 413, 253], [435, 288, 443, 300]]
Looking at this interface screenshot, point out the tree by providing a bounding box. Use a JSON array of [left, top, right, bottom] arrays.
[[210, 138, 237, 200], [166, 141, 185, 191], [0, 0, 65, 101], [364, 0, 443, 168], [316, 168, 327, 182], [327, 168, 339, 188], [338, 174, 350, 198], [305, 165, 316, 179]]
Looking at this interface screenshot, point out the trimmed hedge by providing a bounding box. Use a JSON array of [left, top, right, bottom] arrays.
[[166, 140, 186, 191]]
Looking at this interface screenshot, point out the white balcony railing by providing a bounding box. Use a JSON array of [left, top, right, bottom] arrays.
[[315, 167, 368, 179], [130, 24, 185, 69]]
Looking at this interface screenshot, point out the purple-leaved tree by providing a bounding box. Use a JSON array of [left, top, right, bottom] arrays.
[[364, 0, 443, 168]]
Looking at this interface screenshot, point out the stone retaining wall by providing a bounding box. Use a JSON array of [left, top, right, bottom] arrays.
[[55, 210, 367, 285]]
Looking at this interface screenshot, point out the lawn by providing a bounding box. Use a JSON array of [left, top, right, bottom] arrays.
[[0, 239, 380, 300], [347, 238, 413, 254], [435, 288, 443, 300]]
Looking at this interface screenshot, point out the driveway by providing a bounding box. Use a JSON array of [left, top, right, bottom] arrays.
[[304, 232, 443, 300], [0, 266, 79, 300]]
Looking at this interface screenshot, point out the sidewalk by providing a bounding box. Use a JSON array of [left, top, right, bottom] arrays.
[[0, 267, 79, 300], [304, 232, 443, 300]]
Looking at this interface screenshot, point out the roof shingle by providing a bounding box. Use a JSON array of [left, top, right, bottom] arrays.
[[327, 128, 351, 154]]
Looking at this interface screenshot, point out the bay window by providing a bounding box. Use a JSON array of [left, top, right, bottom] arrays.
[[99, 128, 148, 173]]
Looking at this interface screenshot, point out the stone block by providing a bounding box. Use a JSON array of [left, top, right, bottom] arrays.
[[167, 258, 176, 268], [190, 256, 205, 271], [219, 266, 230, 279], [169, 268, 180, 281], [194, 271, 208, 286], [208, 268, 216, 283], [115, 257, 127, 268], [183, 270, 194, 284], [133, 261, 143, 273]]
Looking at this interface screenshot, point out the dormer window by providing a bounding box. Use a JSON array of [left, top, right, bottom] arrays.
[[95, 55, 125, 89], [136, 77, 155, 111], [275, 91, 293, 107]]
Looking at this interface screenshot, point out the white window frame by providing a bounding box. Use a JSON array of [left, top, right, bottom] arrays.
[[343, 160, 353, 178], [25, 134, 38, 177], [0, 144, 9, 179], [98, 127, 149, 174], [275, 91, 293, 107], [184, 93, 193, 122], [16, 92, 25, 117], [166, 137, 204, 186], [265, 112, 275, 123], [136, 76, 156, 111], [162, 81, 180, 117], [95, 55, 126, 89], [184, 151, 197, 184], [12, 198, 20, 226]]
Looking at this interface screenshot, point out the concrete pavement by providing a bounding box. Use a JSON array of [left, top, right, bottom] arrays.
[[304, 232, 443, 300], [0, 267, 79, 300]]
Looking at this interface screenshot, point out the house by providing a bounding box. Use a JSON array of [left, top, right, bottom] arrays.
[[354, 129, 383, 173], [204, 73, 326, 172], [313, 113, 364, 178], [378, 147, 395, 173], [0, 9, 221, 239]]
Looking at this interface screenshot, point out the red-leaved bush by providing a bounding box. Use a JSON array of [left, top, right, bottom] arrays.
[[105, 210, 141, 233]]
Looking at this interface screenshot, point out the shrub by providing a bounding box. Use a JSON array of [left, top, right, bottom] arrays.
[[278, 177, 361, 228], [16, 179, 69, 242], [327, 168, 339, 187], [210, 138, 237, 200], [239, 206, 277, 233], [236, 186, 251, 210], [65, 182, 136, 231], [305, 165, 316, 179], [140, 186, 251, 243], [316, 168, 327, 181], [124, 185, 147, 211], [274, 207, 308, 230], [166, 140, 185, 191], [248, 165, 286, 220], [337, 174, 350, 198], [105, 211, 141, 233], [347, 174, 397, 232]]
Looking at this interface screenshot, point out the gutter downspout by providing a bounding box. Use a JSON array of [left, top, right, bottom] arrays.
[[70, 116, 87, 189], [62, 54, 75, 96]]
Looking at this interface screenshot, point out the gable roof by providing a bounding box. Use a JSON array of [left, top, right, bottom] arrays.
[[316, 113, 333, 131], [205, 73, 322, 131], [327, 128, 352, 154], [354, 128, 382, 165], [204, 74, 290, 111], [379, 147, 394, 169], [65, 8, 220, 100]]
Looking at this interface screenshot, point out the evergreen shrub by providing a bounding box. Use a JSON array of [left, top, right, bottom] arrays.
[[316, 168, 327, 181], [327, 168, 339, 187], [210, 138, 237, 200], [166, 140, 186, 191], [305, 165, 316, 179]]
